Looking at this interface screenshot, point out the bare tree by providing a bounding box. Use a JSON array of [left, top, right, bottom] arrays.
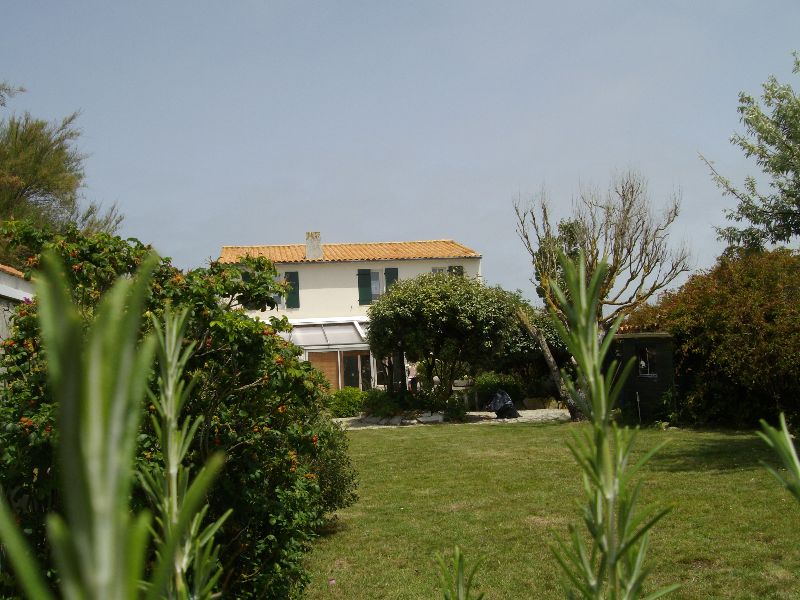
[[514, 171, 691, 419]]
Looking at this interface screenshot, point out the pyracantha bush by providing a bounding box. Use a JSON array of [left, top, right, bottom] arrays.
[[626, 248, 800, 427], [0, 220, 357, 599]]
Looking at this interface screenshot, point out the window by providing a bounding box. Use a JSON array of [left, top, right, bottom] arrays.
[[637, 344, 656, 377], [358, 268, 399, 305], [448, 265, 464, 276], [342, 352, 373, 390], [432, 265, 464, 276], [274, 271, 300, 309], [370, 271, 382, 299]]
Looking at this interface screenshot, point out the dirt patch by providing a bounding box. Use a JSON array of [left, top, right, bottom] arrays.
[[524, 514, 569, 529]]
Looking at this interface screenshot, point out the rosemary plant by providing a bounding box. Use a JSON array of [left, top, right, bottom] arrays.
[[138, 308, 230, 599], [435, 545, 485, 600], [0, 253, 223, 599], [549, 252, 678, 600], [758, 414, 800, 504]]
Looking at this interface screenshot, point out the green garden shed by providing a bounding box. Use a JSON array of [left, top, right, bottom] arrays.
[[610, 332, 675, 424]]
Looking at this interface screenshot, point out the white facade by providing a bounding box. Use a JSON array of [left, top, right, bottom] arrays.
[[224, 236, 482, 391], [255, 257, 481, 321], [0, 268, 34, 341]]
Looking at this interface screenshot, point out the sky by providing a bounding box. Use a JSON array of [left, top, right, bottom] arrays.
[[2, 1, 798, 302]]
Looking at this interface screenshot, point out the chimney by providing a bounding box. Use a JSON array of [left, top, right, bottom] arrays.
[[305, 231, 323, 260]]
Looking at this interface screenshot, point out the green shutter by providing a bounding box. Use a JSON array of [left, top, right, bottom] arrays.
[[384, 267, 398, 289], [285, 271, 300, 308], [357, 269, 372, 305], [448, 265, 464, 276]]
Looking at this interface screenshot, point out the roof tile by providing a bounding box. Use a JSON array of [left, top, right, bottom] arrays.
[[220, 239, 480, 264], [0, 263, 24, 278]]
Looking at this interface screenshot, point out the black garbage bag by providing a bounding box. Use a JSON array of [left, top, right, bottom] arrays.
[[486, 389, 520, 419]]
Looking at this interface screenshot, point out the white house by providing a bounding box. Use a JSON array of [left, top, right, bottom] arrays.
[[220, 232, 482, 391], [0, 264, 34, 341]]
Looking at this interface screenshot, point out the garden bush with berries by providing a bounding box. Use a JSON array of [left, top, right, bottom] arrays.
[[0, 221, 358, 599]]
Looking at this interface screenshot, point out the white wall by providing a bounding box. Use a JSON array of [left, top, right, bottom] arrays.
[[251, 257, 481, 320], [0, 271, 33, 340]]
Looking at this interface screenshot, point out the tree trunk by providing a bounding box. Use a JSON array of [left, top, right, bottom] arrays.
[[518, 309, 583, 421]]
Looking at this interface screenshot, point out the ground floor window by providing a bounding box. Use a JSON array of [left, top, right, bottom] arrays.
[[343, 352, 372, 391], [306, 350, 373, 391]]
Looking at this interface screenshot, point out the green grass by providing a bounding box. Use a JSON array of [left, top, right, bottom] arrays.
[[304, 422, 800, 599]]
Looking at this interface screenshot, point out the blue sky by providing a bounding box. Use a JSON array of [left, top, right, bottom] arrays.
[[2, 1, 798, 299]]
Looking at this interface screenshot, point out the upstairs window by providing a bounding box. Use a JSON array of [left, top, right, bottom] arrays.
[[358, 268, 399, 305], [370, 271, 382, 300], [432, 265, 464, 276], [274, 271, 300, 309], [448, 265, 464, 276]]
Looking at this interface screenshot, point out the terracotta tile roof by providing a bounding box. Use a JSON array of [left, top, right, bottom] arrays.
[[220, 239, 481, 264], [0, 263, 24, 278]]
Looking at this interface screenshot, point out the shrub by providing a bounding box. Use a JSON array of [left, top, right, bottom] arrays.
[[309, 414, 359, 515], [0, 253, 227, 599], [627, 248, 800, 427], [474, 372, 525, 407], [367, 274, 521, 403], [328, 386, 366, 417], [362, 388, 403, 418], [0, 221, 358, 599], [443, 395, 468, 422]]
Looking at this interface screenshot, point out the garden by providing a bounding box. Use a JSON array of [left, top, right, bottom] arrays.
[[304, 424, 800, 599], [0, 53, 799, 600]]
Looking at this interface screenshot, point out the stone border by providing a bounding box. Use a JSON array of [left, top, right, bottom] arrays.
[[333, 408, 570, 430]]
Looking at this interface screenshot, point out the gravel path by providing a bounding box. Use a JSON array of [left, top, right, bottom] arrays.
[[333, 408, 570, 430]]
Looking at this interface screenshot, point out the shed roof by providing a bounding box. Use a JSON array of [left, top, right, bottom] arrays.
[[0, 264, 24, 278], [220, 239, 481, 264]]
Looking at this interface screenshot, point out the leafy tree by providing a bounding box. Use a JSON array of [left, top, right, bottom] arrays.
[[489, 294, 568, 394], [514, 171, 690, 418], [626, 248, 800, 427], [0, 221, 357, 598], [703, 53, 800, 248], [367, 273, 520, 403], [0, 86, 122, 264]]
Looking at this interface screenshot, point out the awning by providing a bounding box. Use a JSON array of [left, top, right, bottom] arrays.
[[0, 283, 32, 302], [279, 319, 369, 350]]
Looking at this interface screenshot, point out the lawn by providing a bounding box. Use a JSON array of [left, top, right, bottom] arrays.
[[304, 422, 800, 599]]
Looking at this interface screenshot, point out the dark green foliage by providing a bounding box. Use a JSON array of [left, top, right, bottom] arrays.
[[473, 372, 525, 407], [328, 387, 366, 418], [628, 248, 800, 427], [367, 274, 522, 402], [442, 396, 468, 422], [361, 388, 402, 418], [488, 296, 568, 385], [0, 221, 358, 598], [307, 414, 359, 516]]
